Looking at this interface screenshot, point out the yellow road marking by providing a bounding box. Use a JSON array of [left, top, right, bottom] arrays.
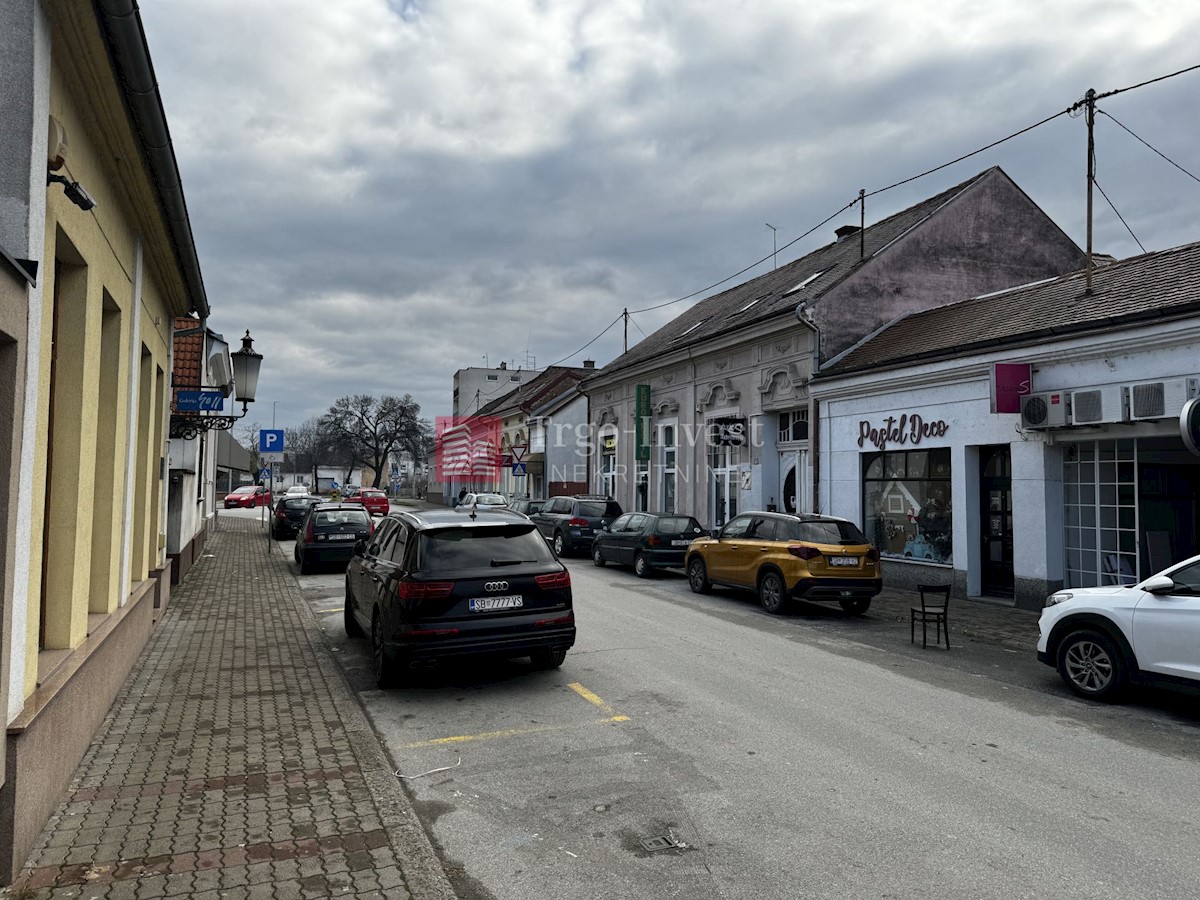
[[398, 683, 629, 749], [568, 682, 626, 718]]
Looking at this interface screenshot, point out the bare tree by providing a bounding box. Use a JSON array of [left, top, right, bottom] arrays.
[[322, 394, 431, 488], [286, 417, 340, 486], [234, 420, 263, 480]]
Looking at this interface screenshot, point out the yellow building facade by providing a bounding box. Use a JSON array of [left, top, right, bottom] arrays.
[[1, 0, 213, 880]]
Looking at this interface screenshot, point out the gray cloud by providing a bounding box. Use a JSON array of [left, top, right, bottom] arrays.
[[141, 0, 1200, 428]]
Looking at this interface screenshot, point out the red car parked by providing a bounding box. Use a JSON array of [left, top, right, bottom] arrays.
[[344, 487, 389, 516], [223, 485, 272, 509]]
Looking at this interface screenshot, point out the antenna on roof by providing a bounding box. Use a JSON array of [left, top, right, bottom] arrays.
[[859, 189, 866, 259], [765, 223, 778, 270]]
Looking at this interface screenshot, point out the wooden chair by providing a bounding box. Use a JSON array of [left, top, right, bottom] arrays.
[[911, 584, 951, 649]]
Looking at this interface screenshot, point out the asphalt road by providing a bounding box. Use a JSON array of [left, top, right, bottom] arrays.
[[229, 506, 1200, 900]]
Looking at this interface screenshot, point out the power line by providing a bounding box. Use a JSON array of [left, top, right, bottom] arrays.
[[865, 106, 1073, 199], [576, 64, 1200, 359], [545, 312, 625, 368], [1093, 177, 1146, 253], [1097, 108, 1200, 185], [628, 199, 858, 315]]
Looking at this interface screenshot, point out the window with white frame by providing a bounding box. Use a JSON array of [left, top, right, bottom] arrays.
[[659, 423, 677, 514], [600, 430, 617, 497], [778, 409, 809, 443]]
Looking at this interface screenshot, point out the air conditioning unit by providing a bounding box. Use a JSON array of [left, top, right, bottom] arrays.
[[1069, 386, 1124, 425], [1021, 391, 1069, 429], [1124, 378, 1200, 421]]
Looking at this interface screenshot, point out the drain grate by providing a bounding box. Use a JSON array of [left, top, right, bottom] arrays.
[[640, 836, 677, 852]]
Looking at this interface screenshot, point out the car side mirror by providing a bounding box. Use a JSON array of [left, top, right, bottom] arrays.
[[1141, 574, 1175, 594], [354, 539, 367, 557]]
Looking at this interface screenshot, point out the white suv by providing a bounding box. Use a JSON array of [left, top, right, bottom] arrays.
[[1038, 554, 1200, 701]]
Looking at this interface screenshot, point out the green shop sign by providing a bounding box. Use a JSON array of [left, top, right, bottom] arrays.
[[635, 384, 651, 461]]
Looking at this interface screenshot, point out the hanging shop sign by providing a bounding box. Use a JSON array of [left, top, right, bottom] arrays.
[[858, 413, 949, 451], [991, 362, 1032, 414], [708, 417, 747, 447]]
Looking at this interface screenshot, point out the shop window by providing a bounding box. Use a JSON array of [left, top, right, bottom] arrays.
[[778, 409, 809, 443], [1063, 439, 1137, 588], [863, 449, 952, 564]]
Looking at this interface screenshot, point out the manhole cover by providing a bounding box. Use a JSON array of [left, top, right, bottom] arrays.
[[640, 836, 676, 852]]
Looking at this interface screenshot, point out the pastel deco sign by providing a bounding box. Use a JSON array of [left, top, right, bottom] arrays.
[[858, 413, 949, 451]]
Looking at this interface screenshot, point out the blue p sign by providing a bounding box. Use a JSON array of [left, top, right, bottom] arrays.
[[259, 429, 285, 453]]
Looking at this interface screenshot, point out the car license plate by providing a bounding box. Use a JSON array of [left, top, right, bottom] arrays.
[[671, 539, 692, 547], [830, 556, 859, 567], [329, 532, 354, 541], [469, 595, 524, 612]]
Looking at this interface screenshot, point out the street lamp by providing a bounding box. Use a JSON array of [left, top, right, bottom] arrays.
[[231, 330, 263, 414]]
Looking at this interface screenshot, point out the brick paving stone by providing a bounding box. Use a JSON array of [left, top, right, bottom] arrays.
[[12, 518, 455, 899]]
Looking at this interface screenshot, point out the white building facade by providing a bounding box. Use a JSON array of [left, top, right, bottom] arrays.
[[812, 244, 1200, 610]]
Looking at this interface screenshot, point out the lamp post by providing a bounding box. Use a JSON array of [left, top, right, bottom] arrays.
[[230, 330, 263, 412]]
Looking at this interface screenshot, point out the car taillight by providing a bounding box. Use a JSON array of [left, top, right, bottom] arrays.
[[397, 581, 454, 600], [535, 570, 571, 590], [646, 535, 662, 547], [567, 517, 589, 527], [787, 545, 821, 561], [276, 508, 286, 518], [867, 548, 880, 562]]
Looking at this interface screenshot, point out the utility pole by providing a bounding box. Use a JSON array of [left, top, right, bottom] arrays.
[[859, 189, 866, 259], [1084, 87, 1096, 296], [765, 223, 778, 269], [623, 308, 629, 352]]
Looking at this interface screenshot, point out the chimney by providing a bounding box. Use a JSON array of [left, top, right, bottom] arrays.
[[499, 361, 507, 370], [583, 359, 595, 369], [835, 225, 861, 243]]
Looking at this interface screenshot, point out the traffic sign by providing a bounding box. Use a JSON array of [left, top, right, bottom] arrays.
[[259, 467, 270, 480], [510, 444, 527, 463], [259, 429, 285, 453], [512, 462, 527, 476]]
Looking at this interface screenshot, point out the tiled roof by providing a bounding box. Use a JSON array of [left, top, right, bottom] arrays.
[[475, 367, 591, 417], [819, 241, 1200, 376], [172, 316, 203, 409], [589, 168, 1001, 380]]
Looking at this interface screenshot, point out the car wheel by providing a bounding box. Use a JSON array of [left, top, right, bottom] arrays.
[[634, 553, 652, 578], [839, 598, 871, 616], [687, 557, 712, 594], [344, 579, 363, 638], [553, 532, 567, 557], [592, 546, 606, 567], [299, 552, 313, 576], [1056, 629, 1128, 701], [758, 570, 788, 615], [531, 647, 567, 670], [372, 610, 398, 689]]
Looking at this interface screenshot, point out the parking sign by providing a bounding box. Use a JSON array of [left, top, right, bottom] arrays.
[[259, 429, 285, 463]]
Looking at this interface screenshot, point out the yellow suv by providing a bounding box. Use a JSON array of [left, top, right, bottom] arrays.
[[685, 512, 881, 615]]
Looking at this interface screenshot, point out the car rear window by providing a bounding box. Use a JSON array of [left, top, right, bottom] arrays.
[[654, 516, 703, 535], [284, 498, 314, 510], [314, 510, 371, 527], [474, 493, 506, 505], [792, 519, 869, 545], [362, 490, 385, 497], [417, 524, 556, 572], [578, 501, 621, 517]]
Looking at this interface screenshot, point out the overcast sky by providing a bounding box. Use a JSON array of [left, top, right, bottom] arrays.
[[139, 0, 1200, 430]]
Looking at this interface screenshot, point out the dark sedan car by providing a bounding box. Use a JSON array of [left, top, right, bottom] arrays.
[[272, 495, 320, 539], [592, 513, 706, 577], [294, 503, 374, 574], [344, 508, 575, 688]]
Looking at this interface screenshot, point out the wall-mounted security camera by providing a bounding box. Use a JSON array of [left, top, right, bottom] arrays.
[[47, 116, 68, 171], [47, 173, 97, 211]]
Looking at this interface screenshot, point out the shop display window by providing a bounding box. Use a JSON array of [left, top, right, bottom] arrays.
[[863, 449, 953, 564]]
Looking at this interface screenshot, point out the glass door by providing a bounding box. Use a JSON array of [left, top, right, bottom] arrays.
[[980, 445, 1014, 596]]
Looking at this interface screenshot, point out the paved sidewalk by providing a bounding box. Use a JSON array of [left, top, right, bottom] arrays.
[[12, 518, 456, 900], [868, 585, 1042, 651]]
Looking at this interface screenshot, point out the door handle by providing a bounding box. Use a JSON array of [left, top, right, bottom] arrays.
[[370, 573, 381, 582], [760, 548, 769, 552]]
